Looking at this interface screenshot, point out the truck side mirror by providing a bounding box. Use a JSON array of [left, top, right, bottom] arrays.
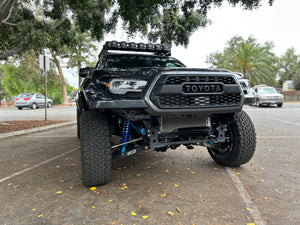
[[79, 67, 93, 78]]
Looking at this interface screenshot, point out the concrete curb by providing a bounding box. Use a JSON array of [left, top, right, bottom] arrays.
[[0, 121, 76, 139]]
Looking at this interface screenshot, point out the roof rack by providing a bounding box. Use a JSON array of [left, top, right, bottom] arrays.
[[99, 41, 171, 57]]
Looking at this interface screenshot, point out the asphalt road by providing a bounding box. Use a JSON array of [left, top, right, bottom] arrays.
[[0, 104, 299, 225], [0, 106, 76, 121]]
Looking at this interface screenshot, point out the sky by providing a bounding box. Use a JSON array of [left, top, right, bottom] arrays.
[[64, 0, 300, 87]]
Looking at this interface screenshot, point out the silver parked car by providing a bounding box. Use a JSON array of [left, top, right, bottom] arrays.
[[14, 93, 53, 110], [253, 85, 284, 107]]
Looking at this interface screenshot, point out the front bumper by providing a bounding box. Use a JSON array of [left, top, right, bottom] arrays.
[[90, 99, 147, 109], [260, 99, 283, 105], [83, 70, 246, 115]]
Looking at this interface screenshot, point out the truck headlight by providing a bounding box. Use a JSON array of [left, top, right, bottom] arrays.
[[108, 79, 147, 94]]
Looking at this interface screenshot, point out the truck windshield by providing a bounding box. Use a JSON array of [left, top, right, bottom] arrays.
[[104, 54, 185, 69]]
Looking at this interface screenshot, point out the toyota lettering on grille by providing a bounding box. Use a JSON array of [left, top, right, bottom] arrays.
[[183, 83, 223, 93]]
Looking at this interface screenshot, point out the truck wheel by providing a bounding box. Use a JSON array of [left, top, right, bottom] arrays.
[[208, 111, 256, 167], [277, 103, 283, 107], [80, 111, 112, 186], [76, 108, 81, 139]]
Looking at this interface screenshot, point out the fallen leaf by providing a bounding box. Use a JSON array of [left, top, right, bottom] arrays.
[[32, 208, 36, 212], [13, 185, 19, 189], [167, 211, 174, 216], [38, 213, 44, 218], [131, 211, 137, 216], [137, 173, 142, 176], [142, 215, 149, 219], [193, 210, 197, 213], [91, 206, 95, 208], [109, 199, 113, 202], [56, 191, 63, 194], [90, 187, 96, 191], [176, 207, 181, 212], [118, 186, 128, 190], [246, 207, 250, 211], [166, 170, 169, 172], [264, 197, 268, 200], [190, 172, 196, 174], [161, 193, 167, 197], [158, 182, 162, 184], [174, 184, 179, 187]]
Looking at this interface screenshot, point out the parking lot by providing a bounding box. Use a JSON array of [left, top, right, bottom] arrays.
[[0, 104, 299, 225]]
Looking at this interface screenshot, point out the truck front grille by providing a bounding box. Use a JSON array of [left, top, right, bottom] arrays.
[[149, 73, 242, 110]]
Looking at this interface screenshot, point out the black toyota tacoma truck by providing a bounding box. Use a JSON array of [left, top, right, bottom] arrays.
[[76, 41, 256, 187]]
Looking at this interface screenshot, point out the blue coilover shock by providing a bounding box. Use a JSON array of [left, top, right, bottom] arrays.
[[120, 119, 131, 153]]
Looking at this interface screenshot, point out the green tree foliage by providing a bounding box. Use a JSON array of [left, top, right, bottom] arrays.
[[277, 48, 299, 85], [0, 64, 9, 101], [1, 54, 76, 104], [206, 36, 278, 86], [0, 0, 274, 59], [292, 63, 300, 90], [63, 26, 98, 71]]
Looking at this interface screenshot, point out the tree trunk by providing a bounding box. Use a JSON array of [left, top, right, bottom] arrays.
[[50, 50, 68, 105]]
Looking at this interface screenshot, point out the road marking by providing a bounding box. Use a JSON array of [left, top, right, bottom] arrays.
[[26, 136, 76, 138], [266, 116, 300, 126], [226, 167, 266, 225], [258, 136, 300, 139], [0, 146, 79, 184]]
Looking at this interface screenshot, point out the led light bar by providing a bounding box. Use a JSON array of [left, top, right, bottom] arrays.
[[104, 41, 171, 56]]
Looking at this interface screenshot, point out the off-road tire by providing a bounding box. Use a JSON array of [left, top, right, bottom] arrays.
[[76, 108, 81, 139], [208, 111, 256, 167], [80, 111, 112, 186]]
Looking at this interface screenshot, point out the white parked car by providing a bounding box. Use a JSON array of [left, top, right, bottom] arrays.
[[253, 85, 284, 107], [14, 93, 52, 110]]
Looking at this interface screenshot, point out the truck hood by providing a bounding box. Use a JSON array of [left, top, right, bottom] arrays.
[[96, 67, 233, 80]]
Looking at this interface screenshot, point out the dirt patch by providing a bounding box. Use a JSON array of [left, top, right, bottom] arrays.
[[0, 120, 69, 134]]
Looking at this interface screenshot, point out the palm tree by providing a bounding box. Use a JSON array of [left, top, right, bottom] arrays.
[[206, 36, 277, 86]]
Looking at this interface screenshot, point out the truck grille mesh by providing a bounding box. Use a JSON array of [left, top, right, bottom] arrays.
[[159, 94, 241, 108]]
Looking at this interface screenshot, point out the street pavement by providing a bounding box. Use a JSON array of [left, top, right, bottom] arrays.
[[0, 104, 299, 225], [0, 106, 76, 121]]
